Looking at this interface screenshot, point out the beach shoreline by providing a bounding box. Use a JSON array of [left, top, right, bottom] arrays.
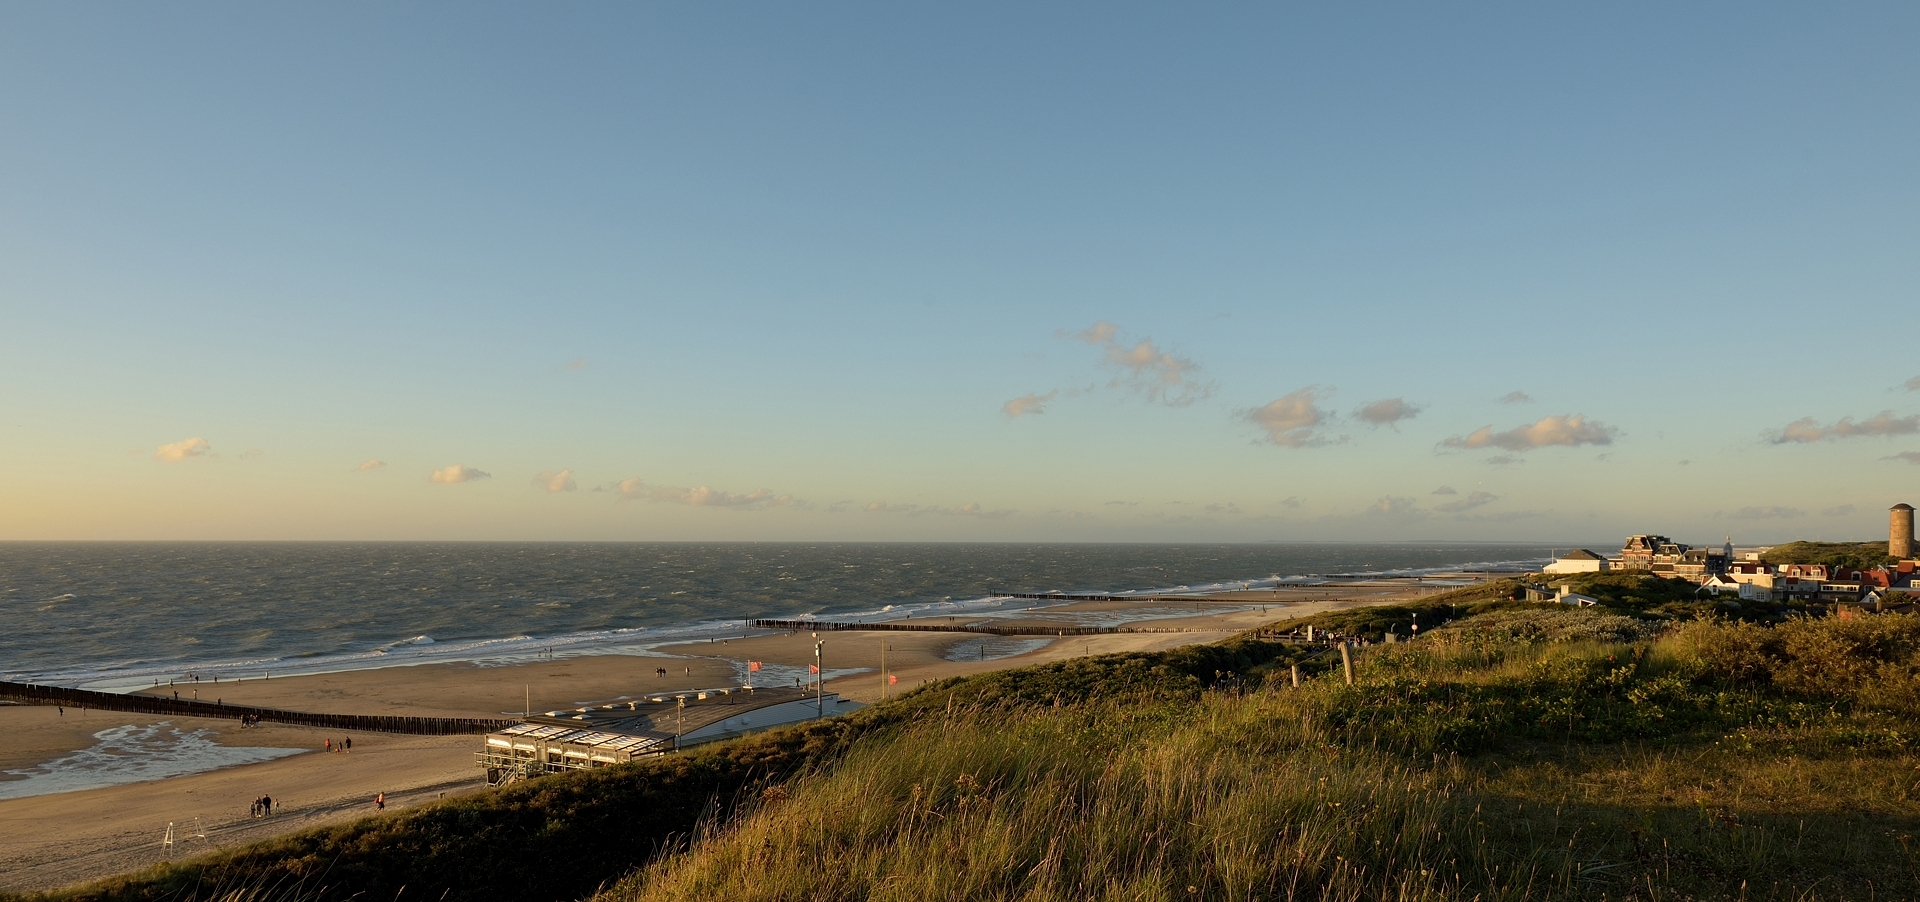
[[0, 580, 1460, 893]]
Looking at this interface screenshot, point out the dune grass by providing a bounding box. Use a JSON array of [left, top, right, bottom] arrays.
[[597, 614, 1920, 902], [23, 612, 1920, 902]]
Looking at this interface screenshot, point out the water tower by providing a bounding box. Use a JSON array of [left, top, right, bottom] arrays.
[[1892, 504, 1914, 559]]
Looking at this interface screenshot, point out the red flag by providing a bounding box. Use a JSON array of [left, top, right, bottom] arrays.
[[748, 661, 763, 672], [808, 664, 820, 674], [888, 674, 898, 685]]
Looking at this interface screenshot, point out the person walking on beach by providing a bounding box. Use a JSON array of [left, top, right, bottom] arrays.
[[324, 738, 332, 753], [57, 707, 62, 717], [374, 792, 385, 811], [262, 795, 272, 815], [344, 737, 351, 752]]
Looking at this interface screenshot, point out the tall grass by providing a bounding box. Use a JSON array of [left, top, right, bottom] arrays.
[[606, 694, 1548, 902]]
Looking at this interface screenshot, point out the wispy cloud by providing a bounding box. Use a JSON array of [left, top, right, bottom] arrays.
[[1002, 391, 1058, 418], [429, 464, 491, 484], [1769, 411, 1920, 444], [1884, 451, 1920, 465], [1486, 454, 1523, 466], [1497, 391, 1533, 405], [1280, 496, 1302, 509], [1434, 491, 1497, 514], [534, 469, 577, 493], [1203, 502, 1242, 515], [1248, 387, 1340, 448], [355, 459, 386, 472], [154, 437, 211, 462], [1822, 504, 1856, 517], [1065, 322, 1119, 345], [1441, 414, 1618, 452], [1431, 486, 1457, 496], [1905, 376, 1920, 392], [1720, 505, 1806, 520], [1354, 398, 1421, 429], [565, 358, 588, 371], [857, 501, 1013, 518], [1367, 496, 1420, 517], [616, 478, 805, 510]]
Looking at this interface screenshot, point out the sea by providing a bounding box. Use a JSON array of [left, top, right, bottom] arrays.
[[2, 542, 1556, 693]]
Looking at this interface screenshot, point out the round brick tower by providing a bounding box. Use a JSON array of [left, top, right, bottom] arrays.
[[1892, 504, 1914, 559]]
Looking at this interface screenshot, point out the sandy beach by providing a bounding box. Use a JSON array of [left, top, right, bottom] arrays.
[[0, 587, 1428, 893]]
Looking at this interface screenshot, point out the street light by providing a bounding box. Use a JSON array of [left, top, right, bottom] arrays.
[[813, 638, 824, 716]]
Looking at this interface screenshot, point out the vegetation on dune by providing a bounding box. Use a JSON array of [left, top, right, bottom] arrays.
[[1759, 541, 1894, 571], [606, 612, 1920, 902], [22, 610, 1920, 902]]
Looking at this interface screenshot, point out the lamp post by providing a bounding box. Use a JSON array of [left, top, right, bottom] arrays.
[[813, 637, 824, 717], [675, 696, 685, 751]]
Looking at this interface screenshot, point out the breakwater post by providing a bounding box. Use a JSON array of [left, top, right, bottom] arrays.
[[0, 681, 513, 736]]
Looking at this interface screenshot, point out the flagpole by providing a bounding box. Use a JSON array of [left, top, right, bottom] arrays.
[[880, 638, 886, 701]]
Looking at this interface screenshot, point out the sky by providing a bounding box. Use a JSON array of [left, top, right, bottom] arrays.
[[2, 3, 1918, 544]]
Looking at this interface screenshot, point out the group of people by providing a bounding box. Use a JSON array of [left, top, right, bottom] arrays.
[[323, 737, 352, 753], [249, 795, 274, 817], [237, 713, 264, 728]]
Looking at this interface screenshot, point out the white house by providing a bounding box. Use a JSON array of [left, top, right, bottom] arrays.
[[1545, 549, 1610, 575]]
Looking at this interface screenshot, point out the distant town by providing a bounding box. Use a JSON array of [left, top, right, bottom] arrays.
[[1542, 502, 1920, 613]]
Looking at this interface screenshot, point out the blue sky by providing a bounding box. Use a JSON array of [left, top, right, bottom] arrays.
[[3, 3, 1918, 543]]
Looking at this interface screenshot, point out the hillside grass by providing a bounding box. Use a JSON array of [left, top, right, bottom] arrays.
[[602, 613, 1920, 902], [1759, 541, 1893, 571], [22, 609, 1920, 902]]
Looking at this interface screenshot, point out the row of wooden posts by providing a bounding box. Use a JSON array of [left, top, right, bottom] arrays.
[[0, 680, 514, 736]]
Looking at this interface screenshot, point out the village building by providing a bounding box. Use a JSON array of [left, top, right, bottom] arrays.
[[476, 685, 851, 785], [1544, 549, 1610, 574]]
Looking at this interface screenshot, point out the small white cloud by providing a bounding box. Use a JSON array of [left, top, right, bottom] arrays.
[[356, 460, 386, 472], [429, 464, 491, 484], [1057, 322, 1214, 406], [1442, 414, 1618, 452], [1431, 486, 1457, 496], [1434, 491, 1497, 514], [1769, 411, 1920, 444], [154, 437, 212, 462], [1366, 496, 1420, 517], [534, 469, 577, 493], [1497, 391, 1533, 405], [1003, 390, 1058, 418], [1065, 321, 1119, 345], [1354, 398, 1421, 429], [1249, 387, 1338, 448], [239, 448, 265, 460]]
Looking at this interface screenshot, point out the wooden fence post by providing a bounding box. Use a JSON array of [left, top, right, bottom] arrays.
[[1340, 642, 1354, 685]]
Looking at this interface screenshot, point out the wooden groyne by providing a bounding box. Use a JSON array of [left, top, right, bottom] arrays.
[[750, 619, 1202, 636], [0, 681, 514, 735]]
